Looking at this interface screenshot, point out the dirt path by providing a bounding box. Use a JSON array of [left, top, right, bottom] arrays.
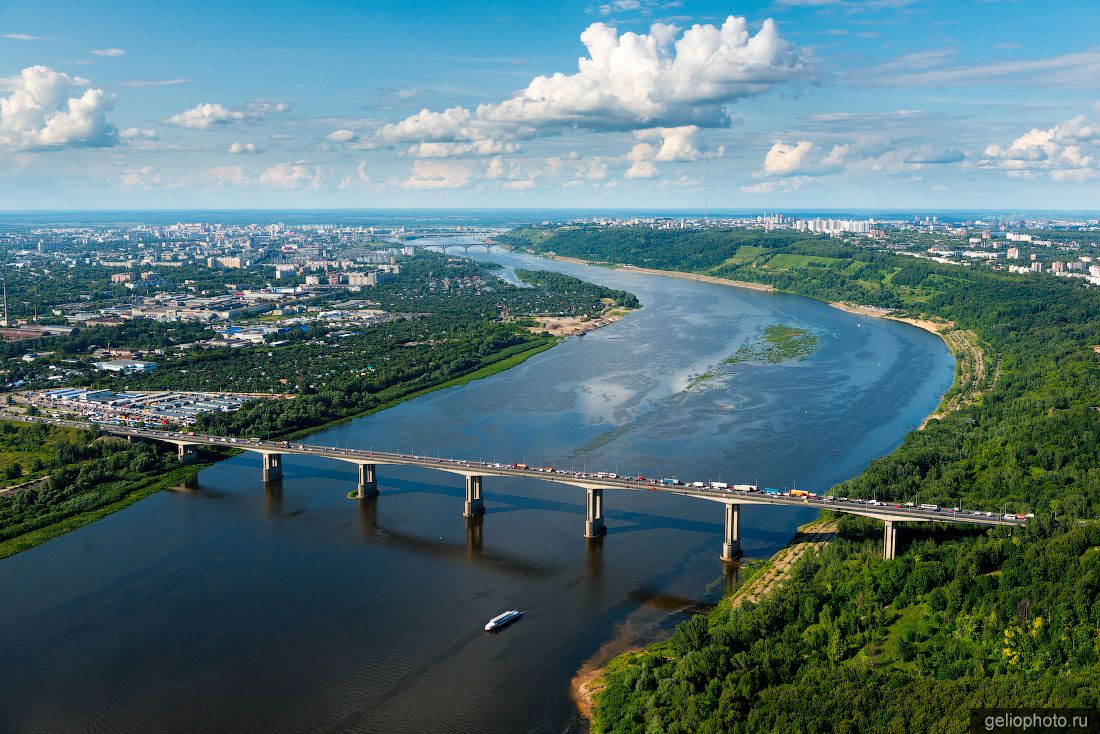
[[920, 328, 986, 428], [725, 520, 838, 608]]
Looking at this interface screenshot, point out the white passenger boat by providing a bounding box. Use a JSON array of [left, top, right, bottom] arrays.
[[484, 609, 523, 632]]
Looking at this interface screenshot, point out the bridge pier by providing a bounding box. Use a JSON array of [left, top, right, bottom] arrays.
[[721, 503, 742, 561], [463, 475, 484, 517], [262, 453, 283, 482], [357, 463, 378, 499], [177, 444, 197, 465], [584, 488, 606, 538], [883, 519, 898, 560], [465, 513, 484, 553]]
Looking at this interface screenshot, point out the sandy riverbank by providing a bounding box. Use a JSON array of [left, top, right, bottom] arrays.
[[615, 264, 775, 293], [828, 301, 950, 338], [534, 253, 775, 293], [527, 305, 631, 337]]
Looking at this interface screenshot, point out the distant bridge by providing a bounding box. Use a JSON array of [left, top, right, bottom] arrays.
[[7, 415, 1023, 561], [416, 241, 510, 254]]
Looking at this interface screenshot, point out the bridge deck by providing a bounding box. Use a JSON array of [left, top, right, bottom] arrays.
[[5, 415, 1019, 529]]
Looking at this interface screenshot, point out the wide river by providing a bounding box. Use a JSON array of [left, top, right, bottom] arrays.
[[0, 251, 953, 733]]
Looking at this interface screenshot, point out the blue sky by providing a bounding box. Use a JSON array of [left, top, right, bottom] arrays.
[[2, 0, 1099, 209]]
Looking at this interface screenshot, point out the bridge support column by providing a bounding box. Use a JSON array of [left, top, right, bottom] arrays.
[[465, 514, 484, 554], [721, 503, 742, 561], [177, 444, 197, 465], [262, 453, 283, 482], [584, 488, 606, 538], [883, 520, 897, 560], [463, 475, 484, 517], [357, 463, 378, 499]]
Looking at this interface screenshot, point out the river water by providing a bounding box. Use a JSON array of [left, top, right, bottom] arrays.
[[0, 251, 953, 733]]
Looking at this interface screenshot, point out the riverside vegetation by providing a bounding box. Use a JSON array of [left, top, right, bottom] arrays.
[[498, 226, 1100, 732], [687, 324, 817, 390], [0, 420, 210, 559], [724, 324, 818, 365]]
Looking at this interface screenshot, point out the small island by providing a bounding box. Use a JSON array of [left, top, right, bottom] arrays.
[[724, 324, 818, 365]]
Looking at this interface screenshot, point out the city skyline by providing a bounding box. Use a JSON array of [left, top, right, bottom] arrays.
[[3, 0, 1100, 210]]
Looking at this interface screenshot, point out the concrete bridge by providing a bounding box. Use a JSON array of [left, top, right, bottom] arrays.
[[8, 415, 1023, 561]]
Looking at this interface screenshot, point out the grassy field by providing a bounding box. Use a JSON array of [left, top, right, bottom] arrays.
[[763, 253, 846, 270], [0, 422, 87, 489], [708, 246, 771, 271]]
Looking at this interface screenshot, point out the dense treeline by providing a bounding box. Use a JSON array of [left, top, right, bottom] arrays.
[[122, 260, 633, 433], [0, 421, 183, 545], [501, 226, 1100, 732], [595, 517, 1100, 733], [513, 268, 640, 310], [365, 254, 637, 318]]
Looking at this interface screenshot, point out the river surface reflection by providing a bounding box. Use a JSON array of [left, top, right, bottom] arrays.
[[0, 250, 953, 733]]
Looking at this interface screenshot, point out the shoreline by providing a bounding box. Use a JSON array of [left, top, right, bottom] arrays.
[[827, 301, 985, 429], [526, 304, 634, 338], [538, 250, 980, 429], [827, 300, 950, 339], [532, 252, 775, 293], [570, 520, 839, 727], [541, 252, 984, 434], [273, 337, 558, 442], [0, 462, 211, 560]]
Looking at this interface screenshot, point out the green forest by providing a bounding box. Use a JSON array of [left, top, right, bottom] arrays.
[[499, 226, 1100, 732]]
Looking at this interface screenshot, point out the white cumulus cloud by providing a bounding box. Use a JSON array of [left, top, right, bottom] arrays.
[[166, 99, 290, 129], [406, 139, 521, 158], [624, 125, 723, 177], [375, 15, 808, 146], [120, 127, 158, 141], [326, 129, 359, 143], [198, 165, 249, 187], [402, 159, 480, 189], [761, 140, 848, 177], [228, 141, 263, 154], [0, 65, 116, 149], [120, 165, 161, 187]]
